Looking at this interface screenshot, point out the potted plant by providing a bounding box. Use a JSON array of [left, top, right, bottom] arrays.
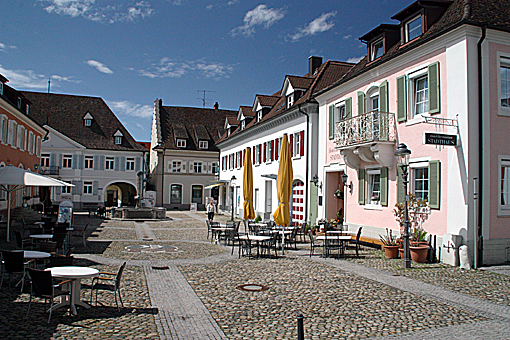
[[334, 190, 344, 200], [379, 228, 400, 259], [254, 215, 262, 223]]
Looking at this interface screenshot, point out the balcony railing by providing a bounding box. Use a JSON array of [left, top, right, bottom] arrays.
[[334, 111, 397, 148], [40, 166, 60, 176]]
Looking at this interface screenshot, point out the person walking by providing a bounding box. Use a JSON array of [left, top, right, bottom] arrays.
[[207, 200, 215, 221]]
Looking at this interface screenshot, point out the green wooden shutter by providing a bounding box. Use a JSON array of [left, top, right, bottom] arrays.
[[357, 91, 365, 115], [428, 61, 440, 114], [379, 80, 388, 113], [328, 104, 335, 140], [396, 75, 407, 122], [428, 160, 441, 209], [345, 97, 352, 119], [380, 167, 388, 206], [396, 166, 405, 204], [358, 169, 365, 205]]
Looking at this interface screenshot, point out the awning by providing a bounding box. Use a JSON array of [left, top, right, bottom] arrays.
[[205, 182, 227, 189]]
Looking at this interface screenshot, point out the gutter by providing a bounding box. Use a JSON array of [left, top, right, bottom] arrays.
[[476, 24, 486, 268], [297, 104, 310, 224]]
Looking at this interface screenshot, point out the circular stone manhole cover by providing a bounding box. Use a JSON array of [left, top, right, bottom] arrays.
[[237, 284, 269, 292], [125, 245, 179, 253]]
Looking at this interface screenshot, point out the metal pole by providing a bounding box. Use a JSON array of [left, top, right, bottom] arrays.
[[473, 177, 478, 269], [297, 314, 304, 340], [231, 186, 234, 221], [402, 165, 411, 269]]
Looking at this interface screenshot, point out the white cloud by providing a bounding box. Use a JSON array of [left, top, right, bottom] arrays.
[[347, 56, 364, 64], [342, 35, 352, 40], [0, 42, 17, 52], [231, 4, 285, 37], [289, 11, 336, 41], [0, 64, 79, 90], [107, 100, 153, 118], [86, 60, 114, 74], [39, 0, 155, 23], [135, 58, 233, 79]]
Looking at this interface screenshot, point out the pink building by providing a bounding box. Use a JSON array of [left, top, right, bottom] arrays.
[[315, 0, 510, 265]]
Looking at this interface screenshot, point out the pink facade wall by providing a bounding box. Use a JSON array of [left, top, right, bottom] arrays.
[[326, 48, 449, 236], [488, 42, 510, 239]]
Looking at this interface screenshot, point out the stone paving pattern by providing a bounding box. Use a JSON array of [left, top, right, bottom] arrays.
[[0, 211, 509, 339]]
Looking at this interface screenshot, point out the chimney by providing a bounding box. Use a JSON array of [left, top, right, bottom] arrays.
[[308, 56, 323, 76], [214, 102, 219, 110]]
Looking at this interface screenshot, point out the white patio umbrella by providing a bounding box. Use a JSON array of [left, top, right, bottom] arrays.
[[0, 165, 73, 242]]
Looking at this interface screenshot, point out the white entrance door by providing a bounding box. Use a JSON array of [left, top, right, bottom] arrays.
[[265, 180, 272, 220]]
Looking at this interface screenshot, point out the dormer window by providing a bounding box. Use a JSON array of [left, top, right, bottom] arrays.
[[257, 110, 263, 122], [83, 112, 94, 127], [370, 38, 384, 61], [241, 120, 245, 129], [0, 82, 3, 95], [287, 95, 294, 109], [114, 129, 123, 145], [405, 16, 422, 42], [176, 139, 186, 148], [17, 97, 22, 108], [198, 140, 208, 149], [26, 104, 29, 115]]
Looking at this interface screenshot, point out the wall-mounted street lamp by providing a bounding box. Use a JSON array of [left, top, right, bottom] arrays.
[[395, 143, 412, 269], [341, 173, 353, 194], [230, 175, 236, 221], [311, 174, 322, 191]]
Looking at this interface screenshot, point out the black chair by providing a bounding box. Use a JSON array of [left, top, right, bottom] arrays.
[[91, 262, 126, 311], [346, 227, 363, 258], [52, 232, 67, 254], [285, 227, 299, 250], [26, 268, 70, 323], [71, 224, 88, 247], [260, 233, 278, 258], [38, 241, 57, 254], [324, 232, 344, 259], [1, 250, 32, 291], [14, 230, 34, 250], [296, 222, 308, 243], [238, 235, 253, 258], [308, 231, 323, 257]]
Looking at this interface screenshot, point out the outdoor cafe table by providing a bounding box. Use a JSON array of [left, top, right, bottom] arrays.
[[316, 235, 352, 257], [23, 250, 51, 259], [29, 234, 53, 240], [210, 225, 234, 244], [239, 234, 271, 258], [45, 266, 99, 315]]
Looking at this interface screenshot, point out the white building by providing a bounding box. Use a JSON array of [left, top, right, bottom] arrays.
[[23, 92, 147, 210]]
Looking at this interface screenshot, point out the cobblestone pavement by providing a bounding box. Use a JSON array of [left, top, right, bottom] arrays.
[[1, 211, 509, 339]]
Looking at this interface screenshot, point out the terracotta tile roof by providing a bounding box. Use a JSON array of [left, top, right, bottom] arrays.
[[287, 75, 314, 90], [156, 102, 237, 151], [21, 91, 146, 152], [226, 116, 239, 126], [256, 95, 280, 107], [317, 0, 510, 96], [239, 106, 255, 118]]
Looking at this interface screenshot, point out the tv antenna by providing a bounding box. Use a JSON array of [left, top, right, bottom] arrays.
[[197, 90, 215, 108]]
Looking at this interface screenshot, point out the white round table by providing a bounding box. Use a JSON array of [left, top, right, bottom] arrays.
[[23, 250, 51, 259], [29, 234, 53, 240], [46, 266, 99, 315]]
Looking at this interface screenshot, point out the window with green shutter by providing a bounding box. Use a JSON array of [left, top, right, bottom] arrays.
[[428, 160, 440, 209], [396, 75, 407, 122], [345, 97, 352, 119], [357, 91, 365, 116], [328, 104, 335, 140], [379, 80, 388, 113], [358, 169, 365, 205], [380, 167, 388, 206], [428, 62, 440, 114]]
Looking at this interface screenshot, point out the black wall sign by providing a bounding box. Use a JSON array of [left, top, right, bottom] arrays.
[[424, 133, 457, 146]]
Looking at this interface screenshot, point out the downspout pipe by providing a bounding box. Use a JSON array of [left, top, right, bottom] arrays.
[[476, 24, 486, 267], [298, 104, 310, 223]]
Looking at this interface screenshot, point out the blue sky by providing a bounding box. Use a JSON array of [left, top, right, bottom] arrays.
[[1, 0, 413, 141]]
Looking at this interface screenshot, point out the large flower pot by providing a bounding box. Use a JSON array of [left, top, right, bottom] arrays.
[[383, 245, 400, 259], [410, 246, 429, 263]]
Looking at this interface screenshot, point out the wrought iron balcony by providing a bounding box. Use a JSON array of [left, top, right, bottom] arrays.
[[40, 166, 60, 176], [334, 111, 397, 148]]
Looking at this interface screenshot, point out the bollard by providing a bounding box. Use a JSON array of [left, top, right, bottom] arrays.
[[297, 314, 304, 340]]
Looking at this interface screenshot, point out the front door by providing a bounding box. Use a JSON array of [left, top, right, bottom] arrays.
[[265, 180, 272, 220]]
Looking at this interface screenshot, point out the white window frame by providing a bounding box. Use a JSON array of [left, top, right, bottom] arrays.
[[293, 132, 301, 158], [84, 119, 92, 127], [498, 54, 510, 116], [0, 114, 7, 144], [62, 154, 73, 169], [241, 120, 245, 130], [257, 110, 262, 122], [176, 139, 186, 148], [193, 161, 202, 174], [255, 147, 260, 165], [365, 168, 381, 207], [236, 152, 241, 168], [8, 120, 17, 148], [410, 161, 429, 202], [126, 157, 135, 171], [198, 140, 208, 149], [407, 67, 429, 121], [115, 136, 122, 145], [62, 181, 72, 194], [212, 162, 219, 175], [84, 156, 94, 169], [266, 141, 272, 163], [41, 154, 50, 168], [366, 87, 379, 112], [499, 156, 510, 216], [172, 160, 182, 173], [105, 157, 115, 170], [370, 38, 384, 61], [287, 94, 294, 109], [335, 102, 346, 124], [83, 181, 93, 195], [405, 15, 422, 42]]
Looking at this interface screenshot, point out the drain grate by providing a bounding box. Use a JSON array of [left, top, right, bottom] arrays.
[[152, 266, 170, 270], [237, 284, 269, 292]]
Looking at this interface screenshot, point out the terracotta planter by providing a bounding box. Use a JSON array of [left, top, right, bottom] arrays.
[[410, 246, 429, 263], [398, 248, 403, 258], [410, 241, 429, 247], [383, 245, 400, 259]]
